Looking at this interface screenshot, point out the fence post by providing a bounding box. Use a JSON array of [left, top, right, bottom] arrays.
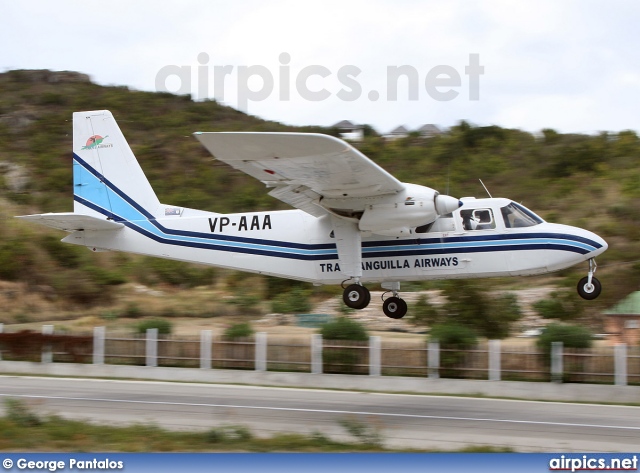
[[615, 344, 627, 386], [42, 325, 54, 364], [256, 332, 267, 372], [369, 336, 381, 376], [311, 334, 322, 374], [93, 326, 105, 365], [200, 330, 212, 370], [428, 341, 440, 379], [146, 328, 158, 367], [489, 339, 501, 381], [551, 341, 563, 383]]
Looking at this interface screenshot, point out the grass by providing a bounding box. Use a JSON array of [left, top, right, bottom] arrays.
[[0, 399, 511, 452], [0, 416, 383, 452]]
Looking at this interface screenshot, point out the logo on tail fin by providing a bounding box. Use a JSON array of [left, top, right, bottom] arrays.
[[82, 135, 112, 150]]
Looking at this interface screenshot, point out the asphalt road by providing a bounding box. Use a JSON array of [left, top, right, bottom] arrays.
[[1, 376, 639, 452]]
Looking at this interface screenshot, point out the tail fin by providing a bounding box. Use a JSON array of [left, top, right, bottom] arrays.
[[73, 110, 160, 220]]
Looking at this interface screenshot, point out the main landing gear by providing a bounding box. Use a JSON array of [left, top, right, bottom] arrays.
[[382, 296, 408, 319], [577, 258, 602, 300], [342, 282, 371, 310], [342, 281, 408, 319]]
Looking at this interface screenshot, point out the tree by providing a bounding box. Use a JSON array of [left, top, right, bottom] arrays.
[[536, 323, 593, 354], [429, 322, 478, 378], [533, 291, 583, 321], [410, 294, 441, 327], [439, 282, 522, 339], [481, 293, 523, 339]]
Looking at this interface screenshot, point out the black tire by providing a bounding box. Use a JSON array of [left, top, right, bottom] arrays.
[[361, 287, 371, 309], [343, 284, 371, 309], [577, 276, 601, 300], [383, 297, 408, 319]]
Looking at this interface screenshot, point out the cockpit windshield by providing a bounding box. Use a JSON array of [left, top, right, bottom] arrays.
[[500, 202, 544, 228]]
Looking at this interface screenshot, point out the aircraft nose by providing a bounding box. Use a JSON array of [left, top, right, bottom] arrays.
[[594, 233, 608, 254], [546, 224, 607, 272], [583, 229, 608, 257]]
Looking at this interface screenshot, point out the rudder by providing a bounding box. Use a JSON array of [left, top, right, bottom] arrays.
[[72, 110, 161, 220]]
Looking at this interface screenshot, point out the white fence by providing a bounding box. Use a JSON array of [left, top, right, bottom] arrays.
[[1, 326, 638, 386]]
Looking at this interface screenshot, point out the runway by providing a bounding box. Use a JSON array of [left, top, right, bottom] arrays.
[[1, 376, 639, 451]]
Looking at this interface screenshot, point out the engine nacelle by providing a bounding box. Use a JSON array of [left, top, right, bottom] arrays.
[[358, 185, 461, 235]]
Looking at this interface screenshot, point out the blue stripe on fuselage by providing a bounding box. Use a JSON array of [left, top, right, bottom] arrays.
[[72, 155, 600, 261]]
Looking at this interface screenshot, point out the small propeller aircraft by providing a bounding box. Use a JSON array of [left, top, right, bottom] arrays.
[[18, 111, 608, 319]]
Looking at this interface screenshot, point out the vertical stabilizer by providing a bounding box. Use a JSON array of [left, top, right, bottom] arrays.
[[72, 110, 160, 219]]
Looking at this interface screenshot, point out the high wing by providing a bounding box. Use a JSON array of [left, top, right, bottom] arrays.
[[194, 132, 405, 217]]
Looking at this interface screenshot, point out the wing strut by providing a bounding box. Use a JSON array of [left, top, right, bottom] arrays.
[[331, 215, 372, 310], [331, 215, 362, 280]]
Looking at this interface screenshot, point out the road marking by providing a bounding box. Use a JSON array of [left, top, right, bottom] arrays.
[[1, 393, 639, 431]]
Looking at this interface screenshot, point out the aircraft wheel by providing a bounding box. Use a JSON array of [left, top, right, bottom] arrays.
[[343, 284, 371, 309], [383, 297, 407, 319], [577, 276, 601, 300]]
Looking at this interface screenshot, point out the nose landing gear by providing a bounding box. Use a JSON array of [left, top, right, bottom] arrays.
[[577, 258, 602, 300]]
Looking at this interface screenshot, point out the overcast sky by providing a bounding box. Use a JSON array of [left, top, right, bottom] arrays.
[[2, 0, 639, 134]]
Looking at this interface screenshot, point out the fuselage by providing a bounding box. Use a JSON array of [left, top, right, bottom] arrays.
[[64, 195, 607, 286]]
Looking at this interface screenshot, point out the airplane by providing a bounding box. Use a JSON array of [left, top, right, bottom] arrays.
[[17, 110, 608, 319]]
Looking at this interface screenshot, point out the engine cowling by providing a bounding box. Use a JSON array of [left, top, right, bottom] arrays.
[[358, 185, 461, 236]]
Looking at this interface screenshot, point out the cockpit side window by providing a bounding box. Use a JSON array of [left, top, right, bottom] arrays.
[[501, 202, 544, 228], [460, 208, 496, 230]]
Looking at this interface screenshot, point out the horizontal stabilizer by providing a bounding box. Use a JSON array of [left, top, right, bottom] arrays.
[[16, 213, 124, 232]]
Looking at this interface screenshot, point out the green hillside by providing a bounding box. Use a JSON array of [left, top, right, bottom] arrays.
[[0, 69, 638, 324]]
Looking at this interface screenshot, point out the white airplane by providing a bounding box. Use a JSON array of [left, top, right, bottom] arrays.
[[18, 110, 608, 319]]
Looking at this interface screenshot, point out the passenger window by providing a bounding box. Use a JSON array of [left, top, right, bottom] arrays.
[[460, 209, 495, 230]]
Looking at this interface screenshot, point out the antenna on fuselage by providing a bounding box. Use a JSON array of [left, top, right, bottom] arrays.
[[479, 179, 493, 198]]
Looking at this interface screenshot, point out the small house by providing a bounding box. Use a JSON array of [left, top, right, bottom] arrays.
[[332, 120, 364, 142], [604, 291, 640, 345]]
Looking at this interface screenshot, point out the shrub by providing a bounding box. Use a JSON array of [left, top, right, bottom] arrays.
[[410, 294, 441, 326], [537, 323, 593, 364], [429, 322, 478, 348], [124, 303, 143, 318], [338, 417, 383, 447], [429, 322, 478, 378], [228, 293, 261, 314], [223, 322, 254, 340], [4, 398, 42, 427], [271, 287, 312, 314], [320, 317, 368, 374], [320, 317, 368, 341], [52, 270, 111, 306], [533, 292, 583, 321], [133, 257, 216, 288], [135, 318, 172, 336], [206, 425, 253, 443], [0, 240, 33, 281], [537, 323, 594, 382]]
